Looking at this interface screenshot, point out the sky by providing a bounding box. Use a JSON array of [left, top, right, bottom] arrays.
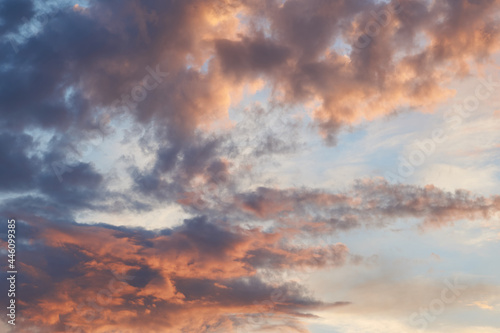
[[0, 0, 499, 332]]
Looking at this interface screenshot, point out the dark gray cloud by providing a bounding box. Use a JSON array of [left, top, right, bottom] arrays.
[[0, 0, 35, 35], [215, 36, 291, 81], [0, 132, 40, 191]]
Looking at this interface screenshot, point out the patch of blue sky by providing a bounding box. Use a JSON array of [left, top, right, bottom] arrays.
[[328, 38, 352, 57], [83, 114, 141, 173], [34, 0, 79, 13], [320, 216, 499, 282], [228, 84, 273, 123], [442, 308, 500, 330], [261, 110, 428, 190], [307, 323, 343, 333], [200, 56, 212, 74], [23, 127, 54, 159]]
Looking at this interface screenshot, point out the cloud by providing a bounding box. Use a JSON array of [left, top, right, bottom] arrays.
[[214, 0, 500, 143], [0, 132, 40, 191], [230, 179, 500, 230], [215, 36, 291, 81], [5, 176, 498, 331], [3, 0, 498, 150], [1, 1, 500, 332], [0, 0, 35, 35], [4, 215, 352, 333]]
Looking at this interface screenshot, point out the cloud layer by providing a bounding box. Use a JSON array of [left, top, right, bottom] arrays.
[[1, 0, 500, 332]]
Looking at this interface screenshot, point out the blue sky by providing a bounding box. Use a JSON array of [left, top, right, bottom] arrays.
[[1, 0, 500, 332]]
